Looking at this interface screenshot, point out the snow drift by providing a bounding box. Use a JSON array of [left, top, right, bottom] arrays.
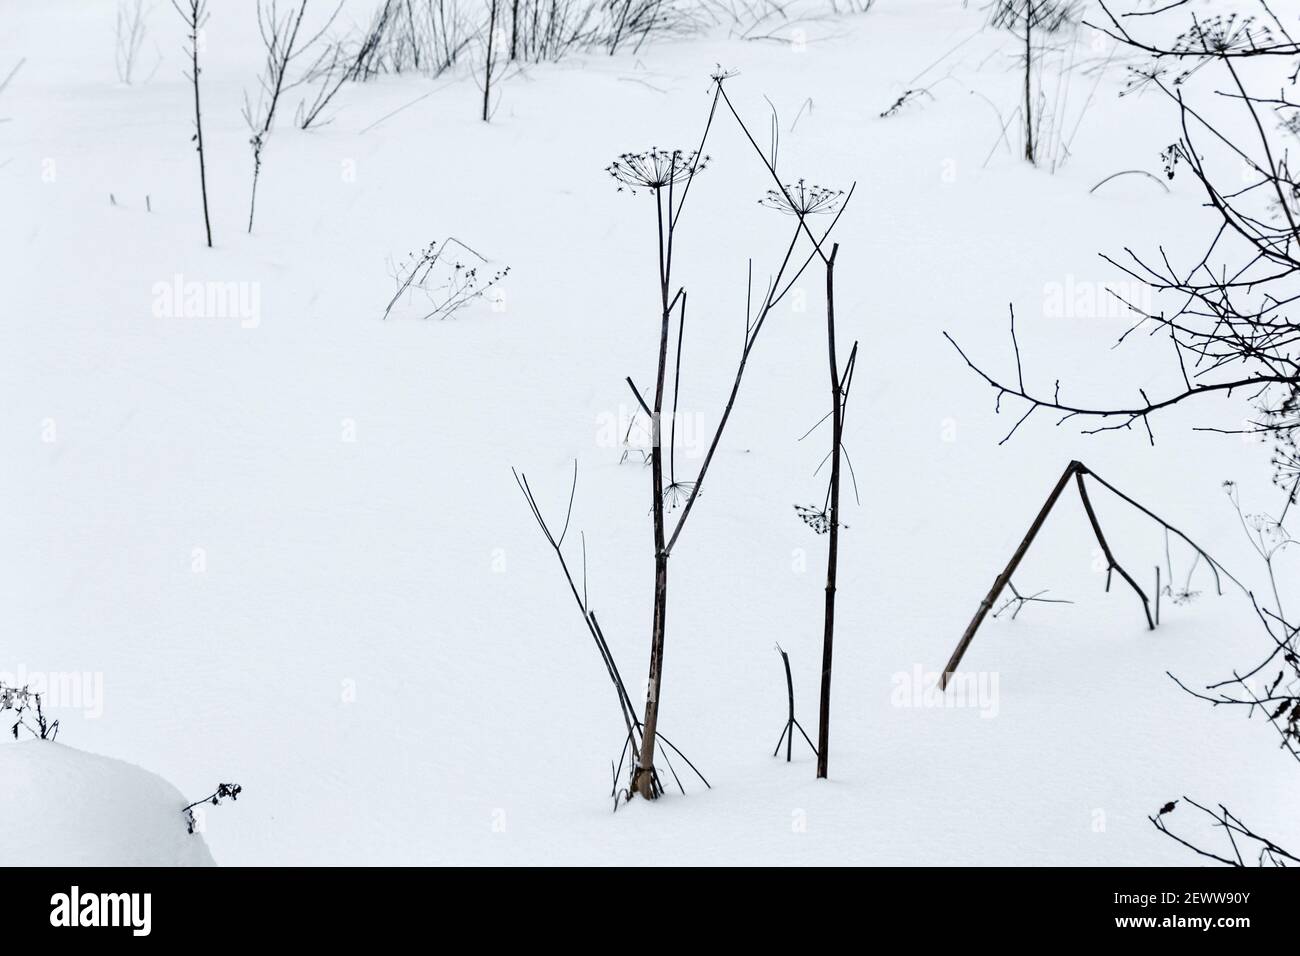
[[0, 742, 216, 866]]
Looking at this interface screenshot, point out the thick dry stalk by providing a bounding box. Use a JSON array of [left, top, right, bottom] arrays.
[[176, 0, 213, 247], [941, 460, 1082, 689], [773, 644, 817, 762], [816, 243, 841, 780], [632, 188, 677, 800], [1024, 2, 1035, 164], [941, 459, 1232, 688], [1074, 469, 1154, 629]]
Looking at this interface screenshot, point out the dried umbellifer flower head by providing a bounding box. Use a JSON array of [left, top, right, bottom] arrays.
[[759, 179, 844, 217], [606, 148, 709, 194], [794, 503, 832, 534], [1267, 387, 1300, 502]]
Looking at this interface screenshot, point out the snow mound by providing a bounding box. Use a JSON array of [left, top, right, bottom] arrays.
[[0, 742, 215, 866]]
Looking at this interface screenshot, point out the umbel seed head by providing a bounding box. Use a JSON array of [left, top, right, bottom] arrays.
[[607, 148, 710, 194], [794, 503, 833, 534], [760, 179, 844, 217]]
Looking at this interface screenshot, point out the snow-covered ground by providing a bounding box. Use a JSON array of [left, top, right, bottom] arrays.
[[0, 742, 215, 865], [2, 0, 1295, 865]]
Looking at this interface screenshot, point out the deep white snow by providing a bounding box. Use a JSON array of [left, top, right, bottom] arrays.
[[0, 742, 215, 866], [2, 0, 1296, 864]]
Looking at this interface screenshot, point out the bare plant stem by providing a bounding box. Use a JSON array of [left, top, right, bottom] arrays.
[[175, 0, 213, 247], [816, 243, 841, 780], [1024, 0, 1035, 164], [482, 0, 497, 121], [773, 644, 817, 761], [942, 459, 1231, 687], [942, 461, 1079, 688], [1075, 467, 1154, 629], [632, 185, 676, 800], [247, 0, 309, 234]]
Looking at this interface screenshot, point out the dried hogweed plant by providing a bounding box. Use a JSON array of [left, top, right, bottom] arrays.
[[183, 782, 244, 835], [759, 179, 845, 217], [619, 75, 855, 798], [606, 148, 710, 194], [607, 125, 715, 801], [382, 237, 509, 321], [712, 74, 862, 779], [1, 683, 59, 740], [514, 72, 856, 802]]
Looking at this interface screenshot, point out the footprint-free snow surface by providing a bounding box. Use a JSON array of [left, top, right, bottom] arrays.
[[0, 742, 215, 866], [3, 0, 1296, 864]]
